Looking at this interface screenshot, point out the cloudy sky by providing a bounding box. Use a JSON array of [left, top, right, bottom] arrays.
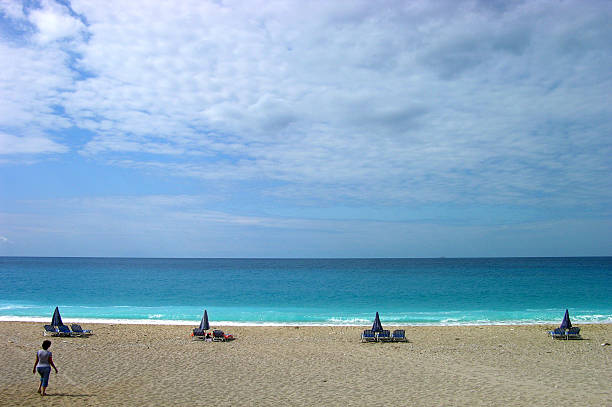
[[0, 0, 611, 257]]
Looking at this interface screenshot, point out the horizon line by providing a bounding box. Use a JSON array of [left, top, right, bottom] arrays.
[[1, 255, 611, 260]]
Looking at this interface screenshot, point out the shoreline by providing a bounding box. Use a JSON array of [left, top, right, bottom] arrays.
[[2, 321, 611, 406], [3, 315, 612, 326]]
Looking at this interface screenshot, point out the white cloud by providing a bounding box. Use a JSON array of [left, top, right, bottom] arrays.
[[0, 42, 74, 130], [0, 1, 25, 20], [1, 0, 611, 207], [65, 1, 611, 203], [0, 132, 68, 154], [28, 0, 85, 44], [0, 27, 74, 159]]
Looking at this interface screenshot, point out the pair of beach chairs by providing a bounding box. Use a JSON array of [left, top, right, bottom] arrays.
[[44, 324, 93, 337], [548, 327, 581, 340], [193, 329, 234, 342], [361, 329, 407, 343]]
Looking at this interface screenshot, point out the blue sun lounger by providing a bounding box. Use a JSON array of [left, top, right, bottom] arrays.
[[548, 328, 565, 338], [567, 327, 581, 339], [71, 324, 93, 336], [57, 325, 73, 337], [43, 325, 59, 336], [377, 330, 392, 342], [361, 329, 377, 342], [392, 329, 408, 342]]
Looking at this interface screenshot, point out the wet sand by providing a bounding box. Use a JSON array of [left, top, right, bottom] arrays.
[[1, 322, 611, 406]]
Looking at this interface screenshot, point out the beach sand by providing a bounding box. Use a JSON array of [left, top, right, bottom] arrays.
[[1, 322, 610, 406]]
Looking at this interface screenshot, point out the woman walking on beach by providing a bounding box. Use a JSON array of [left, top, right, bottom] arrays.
[[33, 340, 58, 396]]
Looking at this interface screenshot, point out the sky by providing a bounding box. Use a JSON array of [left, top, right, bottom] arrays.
[[0, 0, 611, 258]]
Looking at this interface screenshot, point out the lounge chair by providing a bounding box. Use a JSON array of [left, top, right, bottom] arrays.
[[392, 329, 408, 342], [548, 327, 582, 340], [43, 325, 59, 336], [212, 329, 226, 342], [549, 328, 563, 338], [361, 329, 377, 342], [192, 328, 212, 340], [71, 324, 93, 336], [377, 330, 392, 342], [192, 328, 205, 336], [210, 329, 235, 341], [57, 325, 73, 337], [567, 327, 581, 339]]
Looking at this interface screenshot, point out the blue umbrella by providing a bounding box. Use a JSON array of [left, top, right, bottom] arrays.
[[51, 307, 63, 326], [559, 309, 572, 330], [192, 310, 211, 336], [371, 312, 383, 332], [198, 309, 210, 331]]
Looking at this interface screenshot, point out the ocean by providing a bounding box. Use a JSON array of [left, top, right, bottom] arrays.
[[1, 257, 610, 326]]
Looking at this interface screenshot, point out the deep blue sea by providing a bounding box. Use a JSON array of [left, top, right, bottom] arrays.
[[1, 257, 610, 326]]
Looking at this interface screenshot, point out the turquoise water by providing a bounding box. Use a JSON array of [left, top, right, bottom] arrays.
[[1, 257, 610, 325]]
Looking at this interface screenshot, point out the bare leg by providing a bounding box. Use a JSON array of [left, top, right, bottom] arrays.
[[37, 383, 42, 394], [41, 386, 47, 396]]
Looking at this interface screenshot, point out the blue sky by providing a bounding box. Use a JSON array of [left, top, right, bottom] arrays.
[[1, 0, 611, 257]]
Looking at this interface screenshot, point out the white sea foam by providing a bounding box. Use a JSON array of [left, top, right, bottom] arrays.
[[0, 304, 33, 310], [326, 317, 371, 325], [1, 315, 611, 327], [440, 318, 461, 324], [0, 316, 199, 325]]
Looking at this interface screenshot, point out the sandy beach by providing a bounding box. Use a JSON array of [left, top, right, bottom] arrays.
[[1, 322, 610, 406]]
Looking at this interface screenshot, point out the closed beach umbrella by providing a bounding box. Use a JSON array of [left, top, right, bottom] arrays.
[[199, 309, 210, 331], [51, 307, 63, 326], [372, 312, 383, 332], [559, 309, 572, 330]]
